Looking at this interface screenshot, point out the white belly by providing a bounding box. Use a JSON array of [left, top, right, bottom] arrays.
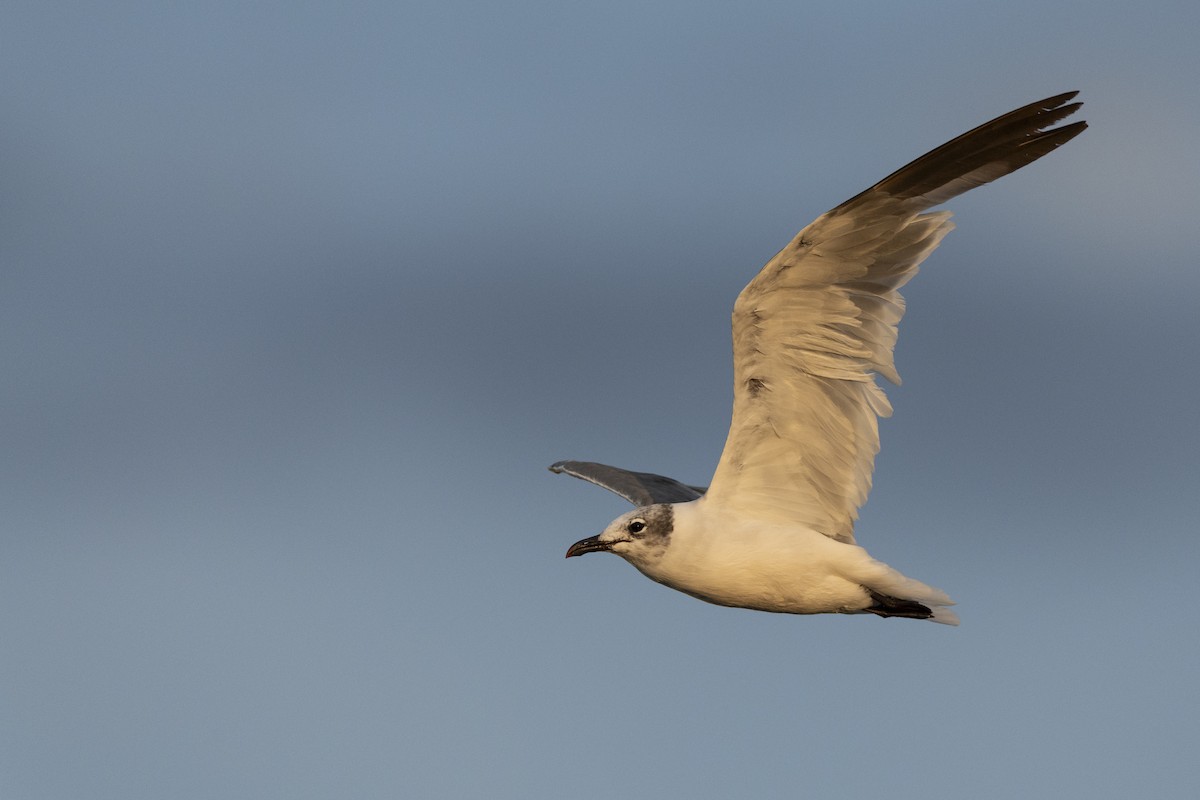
[[637, 516, 876, 614]]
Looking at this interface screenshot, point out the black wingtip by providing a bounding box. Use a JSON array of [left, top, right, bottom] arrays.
[[1040, 89, 1079, 106], [832, 90, 1087, 214]]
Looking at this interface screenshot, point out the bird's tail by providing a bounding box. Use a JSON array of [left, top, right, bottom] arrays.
[[928, 605, 960, 626]]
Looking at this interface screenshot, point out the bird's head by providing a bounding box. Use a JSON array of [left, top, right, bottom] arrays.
[[565, 504, 674, 567]]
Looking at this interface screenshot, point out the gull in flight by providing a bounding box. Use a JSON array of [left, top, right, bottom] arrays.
[[552, 93, 1085, 624]]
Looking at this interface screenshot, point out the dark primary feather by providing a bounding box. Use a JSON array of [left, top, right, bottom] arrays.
[[549, 461, 706, 506], [835, 91, 1087, 213]]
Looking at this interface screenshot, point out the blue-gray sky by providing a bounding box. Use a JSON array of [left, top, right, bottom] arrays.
[[3, 2, 1198, 798]]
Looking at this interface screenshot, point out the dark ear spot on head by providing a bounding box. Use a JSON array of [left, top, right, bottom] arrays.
[[639, 504, 674, 547]]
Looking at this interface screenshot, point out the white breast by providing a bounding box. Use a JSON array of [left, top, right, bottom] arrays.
[[634, 499, 877, 614]]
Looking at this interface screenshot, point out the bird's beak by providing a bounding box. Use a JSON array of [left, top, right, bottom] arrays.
[[565, 534, 612, 558]]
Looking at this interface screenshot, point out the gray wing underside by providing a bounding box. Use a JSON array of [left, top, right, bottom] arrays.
[[549, 460, 706, 506]]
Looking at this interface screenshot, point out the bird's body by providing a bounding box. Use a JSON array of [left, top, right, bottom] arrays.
[[554, 93, 1087, 624], [570, 500, 957, 623], [628, 502, 953, 620]]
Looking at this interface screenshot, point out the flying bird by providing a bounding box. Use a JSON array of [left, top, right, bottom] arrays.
[[552, 92, 1086, 624]]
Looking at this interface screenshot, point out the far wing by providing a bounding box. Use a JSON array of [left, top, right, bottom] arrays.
[[549, 460, 706, 506], [704, 92, 1086, 543]]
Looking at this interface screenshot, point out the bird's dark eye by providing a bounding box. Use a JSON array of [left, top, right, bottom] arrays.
[[628, 520, 646, 535]]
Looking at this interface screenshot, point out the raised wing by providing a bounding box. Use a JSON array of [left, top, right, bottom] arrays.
[[549, 460, 706, 506], [704, 92, 1086, 543]]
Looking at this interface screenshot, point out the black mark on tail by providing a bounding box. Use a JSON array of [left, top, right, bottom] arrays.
[[865, 588, 933, 620]]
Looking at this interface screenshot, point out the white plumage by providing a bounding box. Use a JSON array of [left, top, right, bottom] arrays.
[[555, 93, 1086, 625]]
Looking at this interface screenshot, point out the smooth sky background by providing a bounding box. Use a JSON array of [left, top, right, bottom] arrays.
[[3, 2, 1198, 798]]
